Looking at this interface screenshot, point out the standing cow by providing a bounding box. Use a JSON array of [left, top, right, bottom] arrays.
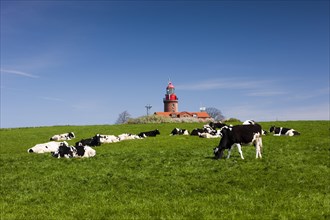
[[213, 124, 263, 159]]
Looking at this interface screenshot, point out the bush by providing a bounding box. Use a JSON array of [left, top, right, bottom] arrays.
[[223, 118, 242, 123], [126, 115, 172, 124], [127, 115, 214, 124]]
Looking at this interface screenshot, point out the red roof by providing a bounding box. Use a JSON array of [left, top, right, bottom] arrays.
[[154, 111, 211, 119], [167, 82, 175, 89]]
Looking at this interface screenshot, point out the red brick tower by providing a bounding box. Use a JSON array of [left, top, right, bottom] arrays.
[[163, 81, 178, 112]]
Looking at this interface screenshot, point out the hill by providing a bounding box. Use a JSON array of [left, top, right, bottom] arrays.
[[0, 121, 329, 219]]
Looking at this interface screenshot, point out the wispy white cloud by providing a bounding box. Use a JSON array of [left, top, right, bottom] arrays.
[[0, 69, 39, 78], [246, 91, 287, 97], [176, 78, 273, 91], [222, 102, 329, 122], [40, 96, 65, 102]]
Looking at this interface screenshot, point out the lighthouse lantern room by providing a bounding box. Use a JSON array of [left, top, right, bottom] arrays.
[[163, 81, 178, 112]]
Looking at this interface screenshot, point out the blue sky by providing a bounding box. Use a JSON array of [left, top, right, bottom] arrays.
[[1, 0, 329, 128]]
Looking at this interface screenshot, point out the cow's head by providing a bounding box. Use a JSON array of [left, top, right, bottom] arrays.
[[68, 132, 75, 138], [213, 127, 231, 159], [155, 129, 160, 135], [213, 147, 224, 159], [269, 126, 275, 133]]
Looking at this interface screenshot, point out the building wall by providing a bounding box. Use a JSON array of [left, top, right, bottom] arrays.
[[164, 100, 178, 112]]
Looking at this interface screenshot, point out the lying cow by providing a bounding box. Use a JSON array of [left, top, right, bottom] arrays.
[[199, 131, 221, 138], [75, 143, 96, 158], [50, 132, 75, 141], [51, 142, 76, 158], [213, 124, 263, 159], [99, 134, 120, 143], [269, 126, 300, 136], [209, 122, 227, 129], [52, 142, 96, 158], [170, 128, 189, 136], [138, 129, 160, 138], [27, 141, 67, 153], [190, 128, 207, 136], [75, 134, 102, 147], [118, 133, 142, 141]]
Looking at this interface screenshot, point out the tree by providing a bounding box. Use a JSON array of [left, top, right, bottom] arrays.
[[206, 107, 225, 121], [115, 111, 131, 124]]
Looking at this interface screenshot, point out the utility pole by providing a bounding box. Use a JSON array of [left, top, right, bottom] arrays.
[[145, 104, 152, 116]]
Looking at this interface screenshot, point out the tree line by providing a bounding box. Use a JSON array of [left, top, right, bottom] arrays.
[[115, 107, 224, 124]]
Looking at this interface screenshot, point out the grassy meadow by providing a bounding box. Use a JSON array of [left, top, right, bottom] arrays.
[[0, 121, 329, 219]]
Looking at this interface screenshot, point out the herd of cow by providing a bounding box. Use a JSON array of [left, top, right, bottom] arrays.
[[27, 120, 300, 160]]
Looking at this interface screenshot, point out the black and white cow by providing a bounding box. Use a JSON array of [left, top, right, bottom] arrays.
[[27, 141, 67, 153], [99, 134, 120, 143], [50, 132, 75, 141], [243, 120, 255, 125], [209, 122, 227, 130], [190, 128, 207, 136], [243, 120, 267, 135], [52, 142, 96, 158], [52, 142, 76, 158], [269, 126, 300, 136], [118, 133, 142, 141], [75, 134, 102, 147], [191, 125, 219, 137], [199, 130, 221, 138], [213, 124, 263, 160], [75, 143, 96, 158], [138, 129, 160, 138], [170, 128, 189, 136]]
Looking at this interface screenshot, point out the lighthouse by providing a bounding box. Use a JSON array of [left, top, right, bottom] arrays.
[[155, 80, 211, 120], [163, 81, 178, 112]]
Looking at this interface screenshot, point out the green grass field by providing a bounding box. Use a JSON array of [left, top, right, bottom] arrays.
[[1, 121, 329, 219]]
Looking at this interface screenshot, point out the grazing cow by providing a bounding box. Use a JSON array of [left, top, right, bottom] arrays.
[[99, 135, 120, 143], [118, 133, 142, 141], [269, 126, 300, 136], [27, 141, 67, 153], [243, 120, 267, 135], [138, 129, 160, 138], [75, 134, 102, 147], [213, 124, 263, 160], [50, 132, 75, 141], [170, 128, 189, 136]]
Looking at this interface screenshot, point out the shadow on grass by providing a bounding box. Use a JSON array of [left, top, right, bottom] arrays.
[[204, 156, 217, 160]]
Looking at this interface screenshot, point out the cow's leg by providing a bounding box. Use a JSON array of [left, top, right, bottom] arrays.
[[254, 136, 262, 158], [236, 144, 244, 159], [256, 143, 260, 158], [227, 147, 232, 159], [258, 137, 263, 158]]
